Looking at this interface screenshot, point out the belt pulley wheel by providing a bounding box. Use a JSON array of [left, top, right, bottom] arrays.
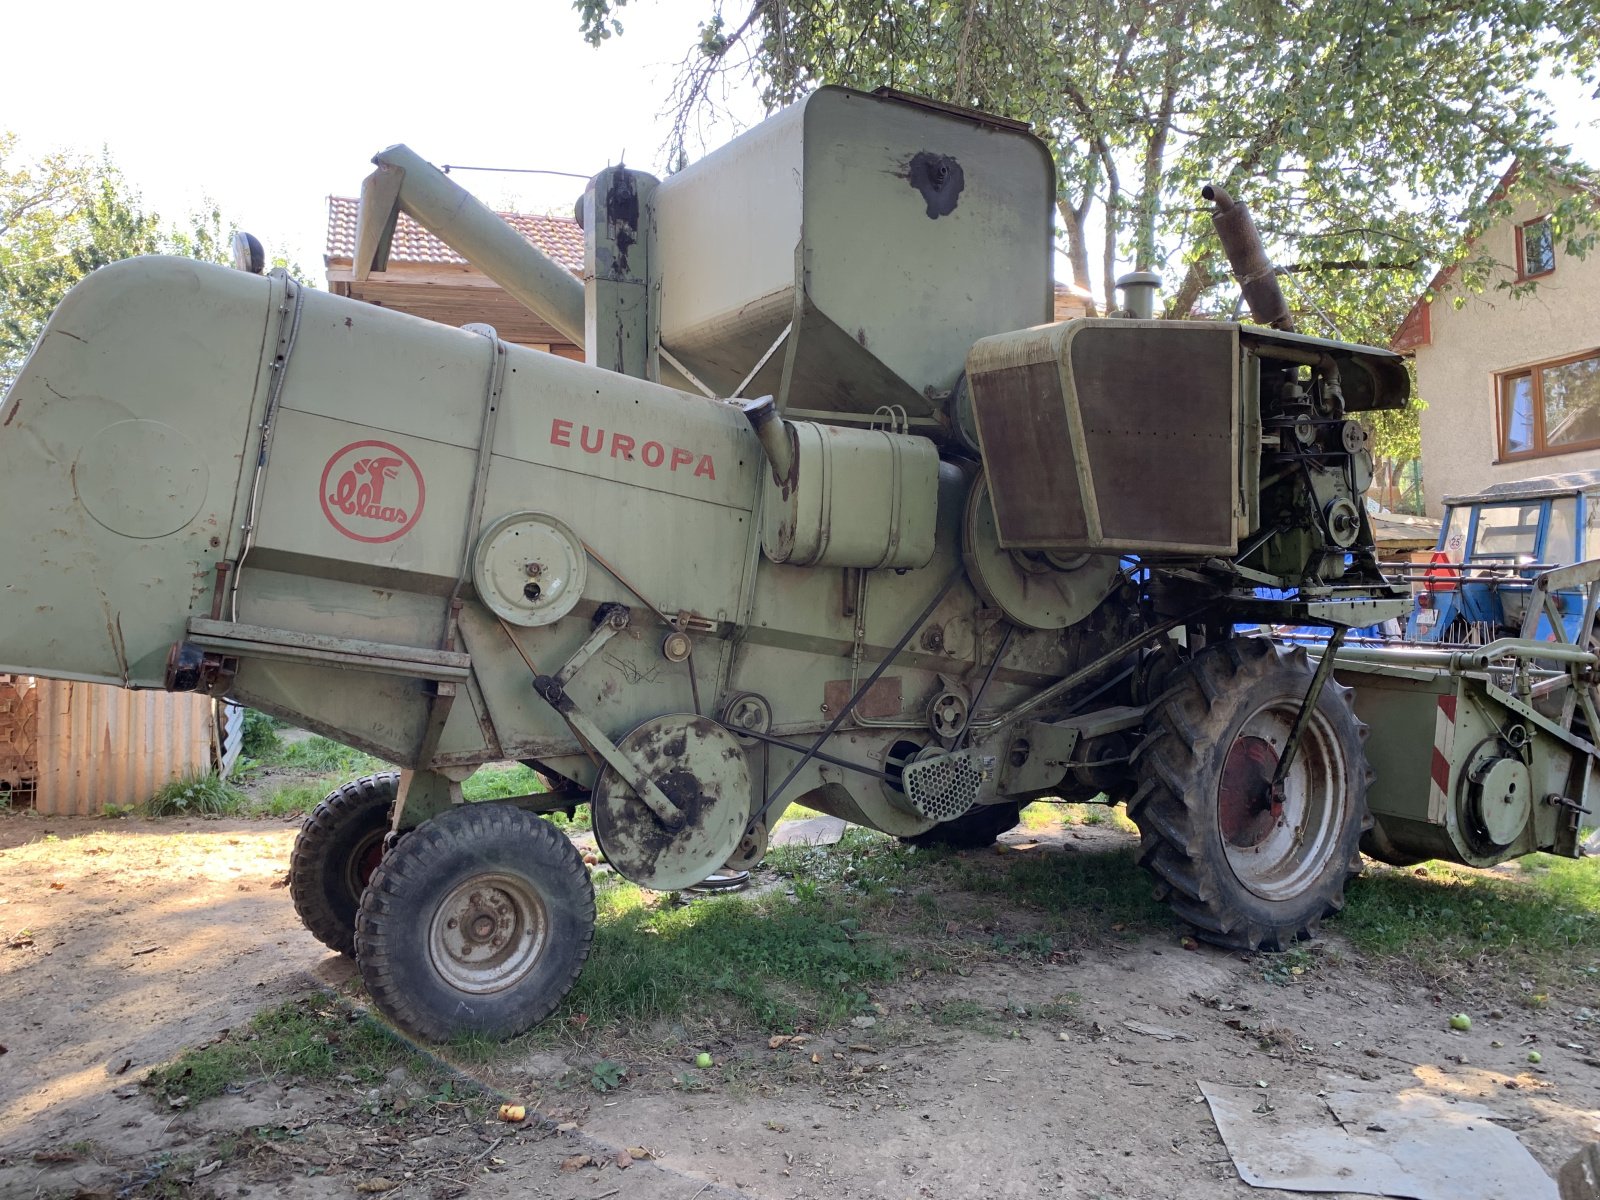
[[591, 714, 752, 891], [961, 472, 1120, 630]]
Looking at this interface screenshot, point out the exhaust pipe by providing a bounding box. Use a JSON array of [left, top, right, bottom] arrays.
[[1202, 184, 1294, 332]]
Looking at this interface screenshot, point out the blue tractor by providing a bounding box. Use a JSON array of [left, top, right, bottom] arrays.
[[1410, 470, 1600, 645]]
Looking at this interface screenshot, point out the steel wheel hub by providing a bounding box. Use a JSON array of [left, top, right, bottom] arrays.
[[345, 832, 386, 899], [428, 873, 549, 995], [1217, 702, 1348, 901]]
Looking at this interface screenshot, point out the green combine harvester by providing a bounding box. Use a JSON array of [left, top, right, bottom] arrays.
[[0, 87, 1591, 1041]]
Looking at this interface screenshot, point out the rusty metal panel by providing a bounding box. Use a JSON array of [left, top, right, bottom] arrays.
[[34, 681, 214, 815], [823, 677, 903, 721], [966, 358, 1090, 545], [1071, 323, 1237, 550], [968, 319, 1240, 555]]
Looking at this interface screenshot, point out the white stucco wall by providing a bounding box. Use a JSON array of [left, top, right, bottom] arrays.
[[1414, 191, 1600, 515]]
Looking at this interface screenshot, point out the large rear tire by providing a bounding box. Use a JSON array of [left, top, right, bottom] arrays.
[[290, 772, 398, 957], [1128, 637, 1371, 951], [355, 803, 596, 1042]]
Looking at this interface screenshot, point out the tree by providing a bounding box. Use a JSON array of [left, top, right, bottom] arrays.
[[0, 136, 291, 391], [575, 1, 1599, 471]]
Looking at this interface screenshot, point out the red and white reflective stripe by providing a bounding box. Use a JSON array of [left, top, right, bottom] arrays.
[[1427, 693, 1458, 822]]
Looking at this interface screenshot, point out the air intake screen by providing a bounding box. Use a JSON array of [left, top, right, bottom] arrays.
[[967, 321, 1240, 555]]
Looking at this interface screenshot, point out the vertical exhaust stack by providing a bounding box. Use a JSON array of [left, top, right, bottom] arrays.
[[1203, 184, 1294, 332]]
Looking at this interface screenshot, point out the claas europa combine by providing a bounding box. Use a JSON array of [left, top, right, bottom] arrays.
[[2, 87, 1592, 1040]]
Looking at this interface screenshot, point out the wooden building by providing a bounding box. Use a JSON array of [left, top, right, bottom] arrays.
[[324, 196, 584, 358]]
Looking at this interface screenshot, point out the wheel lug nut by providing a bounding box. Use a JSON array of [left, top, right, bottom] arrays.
[[447, 918, 458, 930]]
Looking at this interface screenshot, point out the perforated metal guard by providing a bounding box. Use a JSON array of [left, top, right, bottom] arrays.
[[902, 751, 992, 821]]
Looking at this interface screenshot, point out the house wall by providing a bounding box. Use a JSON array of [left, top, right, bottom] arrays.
[[1415, 192, 1600, 514]]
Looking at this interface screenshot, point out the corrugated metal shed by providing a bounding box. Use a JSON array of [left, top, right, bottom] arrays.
[[32, 681, 214, 815]]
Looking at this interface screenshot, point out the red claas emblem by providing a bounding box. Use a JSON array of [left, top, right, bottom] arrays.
[[319, 440, 425, 543]]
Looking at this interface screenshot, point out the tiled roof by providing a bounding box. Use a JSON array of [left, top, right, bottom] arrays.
[[325, 195, 584, 274]]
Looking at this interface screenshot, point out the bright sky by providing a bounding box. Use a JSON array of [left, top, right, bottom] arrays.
[[2, 1, 1596, 292], [0, 0, 763, 274]]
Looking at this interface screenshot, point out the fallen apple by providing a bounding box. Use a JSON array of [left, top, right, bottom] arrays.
[[695, 1052, 713, 1069], [1449, 1013, 1472, 1031], [1527, 1050, 1542, 1064]]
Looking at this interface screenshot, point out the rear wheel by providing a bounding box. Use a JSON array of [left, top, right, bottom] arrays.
[[1128, 637, 1371, 951], [355, 803, 595, 1042], [901, 802, 1023, 849], [290, 773, 398, 956]]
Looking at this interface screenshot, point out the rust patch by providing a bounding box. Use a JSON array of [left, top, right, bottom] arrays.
[[824, 677, 902, 720], [904, 151, 964, 218]]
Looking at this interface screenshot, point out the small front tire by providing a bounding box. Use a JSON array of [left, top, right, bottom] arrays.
[[355, 803, 596, 1043], [290, 773, 398, 957]]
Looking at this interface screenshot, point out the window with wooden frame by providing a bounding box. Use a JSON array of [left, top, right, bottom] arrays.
[[1498, 351, 1600, 460], [1516, 215, 1556, 279]]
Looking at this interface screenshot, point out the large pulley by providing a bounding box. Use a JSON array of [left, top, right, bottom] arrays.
[[591, 714, 752, 890], [962, 472, 1121, 630]]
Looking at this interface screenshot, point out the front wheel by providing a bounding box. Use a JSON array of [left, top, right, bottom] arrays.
[[1128, 637, 1371, 951], [290, 773, 398, 956], [355, 803, 596, 1042]]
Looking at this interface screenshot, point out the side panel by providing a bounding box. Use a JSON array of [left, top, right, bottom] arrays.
[[0, 258, 278, 686]]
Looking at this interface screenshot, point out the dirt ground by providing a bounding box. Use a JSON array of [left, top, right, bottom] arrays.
[[3, 810, 1599, 1200]]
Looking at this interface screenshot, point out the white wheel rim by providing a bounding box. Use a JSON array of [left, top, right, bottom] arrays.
[[1217, 700, 1349, 902], [427, 872, 550, 995]]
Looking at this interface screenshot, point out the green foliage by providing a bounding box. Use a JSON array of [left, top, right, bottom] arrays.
[[144, 772, 246, 818], [573, 1, 1598, 340], [1, 135, 219, 389], [145, 996, 440, 1106], [589, 1058, 626, 1090], [1336, 855, 1600, 993], [239, 709, 284, 759], [268, 736, 385, 776], [460, 763, 546, 801], [249, 781, 332, 819]]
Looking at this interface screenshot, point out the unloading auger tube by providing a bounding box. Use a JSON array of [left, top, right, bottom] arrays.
[[0, 84, 1587, 1042]]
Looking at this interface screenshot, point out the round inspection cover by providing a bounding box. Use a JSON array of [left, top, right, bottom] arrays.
[[592, 714, 752, 891], [961, 473, 1120, 630], [472, 511, 587, 627], [75, 420, 208, 539], [1468, 750, 1532, 849]]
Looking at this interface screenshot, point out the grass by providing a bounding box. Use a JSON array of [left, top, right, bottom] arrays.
[[547, 867, 901, 1033], [1335, 852, 1600, 995], [249, 781, 335, 818], [267, 736, 388, 776], [946, 842, 1167, 935], [145, 994, 453, 1107], [460, 763, 544, 801], [230, 737, 582, 825], [145, 773, 248, 817]]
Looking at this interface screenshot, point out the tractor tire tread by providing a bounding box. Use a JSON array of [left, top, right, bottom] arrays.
[[355, 803, 595, 1043], [289, 772, 400, 957], [1128, 637, 1371, 953]]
